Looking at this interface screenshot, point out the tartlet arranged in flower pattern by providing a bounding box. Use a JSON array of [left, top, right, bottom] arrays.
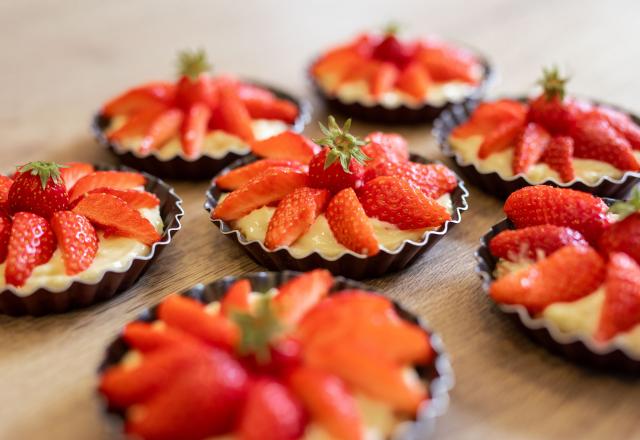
[[310, 26, 490, 123], [207, 117, 468, 278], [438, 67, 640, 198], [94, 50, 309, 179], [477, 185, 640, 371], [0, 161, 182, 315], [99, 270, 452, 440]]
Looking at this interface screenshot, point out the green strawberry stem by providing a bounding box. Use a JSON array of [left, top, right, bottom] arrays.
[[537, 66, 569, 101], [17, 161, 67, 189], [610, 186, 640, 220], [177, 48, 211, 80], [383, 21, 401, 36], [314, 116, 370, 174], [230, 295, 283, 363]]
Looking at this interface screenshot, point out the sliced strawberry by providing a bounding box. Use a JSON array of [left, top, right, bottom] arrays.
[[126, 347, 249, 440], [5, 212, 56, 287], [372, 160, 458, 199], [325, 188, 379, 256], [540, 136, 576, 183], [477, 118, 524, 159], [236, 378, 306, 440], [50, 211, 98, 275], [212, 167, 309, 221], [489, 225, 588, 261], [101, 81, 176, 117], [180, 103, 211, 158], [363, 131, 409, 163], [139, 108, 184, 154], [289, 367, 363, 440], [220, 279, 252, 316], [512, 122, 551, 175], [59, 162, 94, 191], [596, 253, 640, 341], [416, 43, 479, 83], [0, 175, 13, 212], [305, 340, 427, 414], [504, 186, 610, 244], [272, 269, 333, 326], [592, 106, 640, 150], [599, 213, 640, 267], [242, 97, 299, 124], [312, 47, 362, 83], [87, 188, 159, 209], [72, 193, 160, 246], [371, 62, 399, 98], [451, 99, 527, 138], [212, 83, 255, 142], [396, 62, 431, 100], [107, 106, 168, 142], [68, 171, 145, 202], [490, 245, 605, 313], [0, 215, 10, 263], [157, 294, 239, 350], [250, 131, 320, 164], [359, 176, 451, 230], [215, 159, 307, 191], [123, 321, 201, 353], [265, 187, 330, 249], [342, 59, 381, 86]]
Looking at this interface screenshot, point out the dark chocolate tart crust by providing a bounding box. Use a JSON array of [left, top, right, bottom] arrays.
[[99, 271, 454, 440], [93, 82, 312, 181], [0, 164, 184, 316], [475, 207, 640, 374], [204, 154, 469, 279], [434, 98, 640, 199]]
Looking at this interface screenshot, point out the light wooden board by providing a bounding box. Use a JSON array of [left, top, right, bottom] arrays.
[[0, 1, 638, 439]]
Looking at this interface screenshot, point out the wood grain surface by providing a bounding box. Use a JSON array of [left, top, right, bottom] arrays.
[[1, 1, 638, 439]]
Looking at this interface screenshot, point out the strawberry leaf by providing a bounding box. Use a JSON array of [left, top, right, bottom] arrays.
[[177, 48, 211, 80], [230, 295, 283, 363], [537, 66, 569, 101], [610, 186, 640, 220], [17, 161, 68, 189], [313, 116, 371, 173]]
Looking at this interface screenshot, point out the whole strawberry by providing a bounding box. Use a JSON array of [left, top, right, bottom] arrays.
[[309, 116, 371, 194], [371, 24, 414, 69], [175, 49, 216, 109], [9, 161, 70, 219]]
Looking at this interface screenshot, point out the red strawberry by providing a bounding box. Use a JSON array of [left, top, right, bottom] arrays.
[[289, 367, 363, 440], [311, 47, 361, 86], [372, 160, 458, 199], [139, 108, 184, 154], [371, 26, 415, 69], [359, 176, 451, 230], [174, 49, 217, 109], [309, 117, 371, 193], [213, 167, 309, 221], [126, 347, 249, 440], [512, 122, 551, 175], [540, 136, 576, 183], [0, 215, 10, 263], [415, 41, 479, 83], [363, 131, 409, 163], [0, 175, 13, 212], [241, 96, 299, 124], [157, 294, 239, 350], [50, 211, 98, 275], [212, 82, 255, 142], [68, 171, 145, 202], [596, 252, 640, 341], [180, 102, 211, 158], [102, 81, 176, 117], [396, 61, 431, 100], [9, 162, 70, 219], [107, 106, 169, 142], [236, 378, 306, 440], [325, 188, 379, 256], [599, 189, 640, 265], [370, 62, 399, 97], [272, 269, 333, 326], [87, 188, 160, 209], [123, 321, 201, 353], [451, 99, 527, 138], [571, 113, 640, 171], [489, 225, 588, 261], [215, 159, 307, 191], [250, 131, 320, 164], [592, 106, 640, 150], [477, 118, 524, 159], [59, 162, 94, 191], [72, 193, 161, 246], [504, 186, 610, 244], [489, 245, 605, 313], [220, 279, 252, 316], [5, 212, 56, 287], [265, 187, 330, 249]]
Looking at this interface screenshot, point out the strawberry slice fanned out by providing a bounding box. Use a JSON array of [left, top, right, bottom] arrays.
[[5, 212, 56, 287], [51, 211, 98, 276], [215, 159, 307, 191], [326, 187, 379, 256], [512, 122, 551, 175], [180, 103, 211, 159], [139, 108, 184, 154], [591, 106, 640, 150], [72, 193, 160, 246], [59, 162, 95, 191], [250, 131, 320, 164], [101, 81, 176, 117], [69, 171, 146, 202], [540, 136, 576, 183], [88, 188, 160, 209], [372, 160, 458, 199], [489, 225, 588, 261], [220, 279, 252, 316], [272, 269, 333, 326]]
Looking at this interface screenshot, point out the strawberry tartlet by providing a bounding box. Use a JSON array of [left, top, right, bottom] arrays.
[[436, 67, 640, 198], [310, 26, 492, 123], [0, 162, 182, 315], [206, 117, 468, 278], [99, 270, 453, 440], [94, 49, 310, 180], [476, 185, 640, 372]]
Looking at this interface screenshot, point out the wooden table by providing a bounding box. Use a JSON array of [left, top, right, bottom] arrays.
[[1, 1, 638, 439]]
